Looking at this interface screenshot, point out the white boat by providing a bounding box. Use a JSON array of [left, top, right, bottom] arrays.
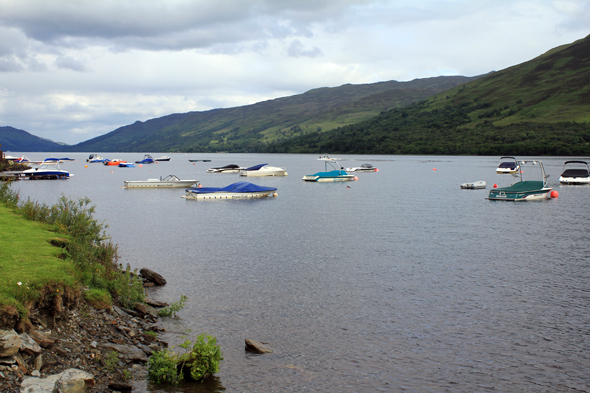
[[496, 156, 520, 174], [124, 175, 198, 188], [87, 154, 108, 163], [346, 163, 378, 172], [22, 161, 71, 179], [206, 164, 243, 173], [303, 160, 357, 182], [460, 181, 487, 189], [155, 156, 171, 161], [318, 155, 341, 161], [239, 164, 287, 177], [488, 160, 553, 201], [183, 181, 277, 200], [559, 161, 590, 185]]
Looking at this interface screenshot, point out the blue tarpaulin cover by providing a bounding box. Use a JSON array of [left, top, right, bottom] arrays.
[[243, 163, 268, 171], [312, 170, 349, 177], [187, 181, 276, 194]]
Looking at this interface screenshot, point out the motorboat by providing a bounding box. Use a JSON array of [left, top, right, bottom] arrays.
[[43, 157, 74, 163], [488, 160, 553, 201], [87, 154, 108, 163], [155, 156, 171, 161], [124, 175, 198, 188], [346, 164, 378, 172], [239, 163, 287, 177], [303, 160, 357, 182], [190, 159, 211, 162], [460, 181, 487, 189], [135, 154, 155, 164], [206, 164, 243, 173], [104, 159, 126, 166], [318, 154, 342, 161], [496, 157, 520, 174], [8, 156, 30, 163], [559, 161, 590, 185], [22, 161, 71, 179], [183, 181, 277, 200], [118, 162, 135, 168]]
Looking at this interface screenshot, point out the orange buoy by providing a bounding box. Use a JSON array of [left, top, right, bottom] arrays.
[[84, 165, 88, 168], [493, 183, 498, 188], [139, 164, 143, 167], [375, 168, 379, 172], [354, 176, 359, 181], [111, 171, 113, 174], [433, 168, 437, 171], [550, 190, 559, 198]]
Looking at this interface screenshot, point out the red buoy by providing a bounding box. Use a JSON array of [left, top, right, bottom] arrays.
[[550, 190, 559, 198], [493, 183, 498, 188], [433, 168, 437, 171]]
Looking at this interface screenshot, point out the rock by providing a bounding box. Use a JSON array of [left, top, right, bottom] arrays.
[[134, 302, 159, 318], [19, 332, 43, 355], [51, 345, 69, 357], [31, 370, 41, 377], [55, 368, 95, 392], [245, 339, 274, 354], [0, 329, 23, 357], [14, 352, 28, 373], [102, 343, 148, 363], [34, 354, 43, 371], [145, 297, 169, 308], [29, 330, 55, 348], [21, 372, 63, 393], [139, 268, 167, 286], [112, 305, 132, 318]]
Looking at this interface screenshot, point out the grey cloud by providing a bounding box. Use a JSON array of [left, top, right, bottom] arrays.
[[55, 55, 88, 72], [287, 39, 323, 58]]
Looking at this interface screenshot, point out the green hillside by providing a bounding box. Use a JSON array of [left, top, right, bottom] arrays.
[[67, 76, 479, 152], [0, 126, 66, 152], [262, 35, 590, 156]]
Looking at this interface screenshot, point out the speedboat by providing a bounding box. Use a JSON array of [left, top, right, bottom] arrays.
[[124, 174, 198, 188], [87, 154, 108, 163], [239, 164, 287, 177], [22, 161, 71, 179], [183, 181, 277, 200], [460, 181, 487, 189], [190, 159, 211, 162], [488, 160, 553, 201], [346, 164, 378, 172], [318, 155, 341, 161], [559, 161, 590, 185], [118, 162, 135, 168], [9, 156, 30, 163], [303, 160, 357, 182], [155, 156, 171, 161], [206, 164, 243, 173], [496, 157, 520, 174], [104, 159, 126, 166], [135, 154, 155, 164]]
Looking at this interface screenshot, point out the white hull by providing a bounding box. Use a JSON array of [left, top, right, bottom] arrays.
[[207, 169, 241, 173], [302, 175, 355, 182], [239, 166, 287, 177], [183, 190, 276, 199], [460, 181, 486, 189], [124, 175, 197, 188], [559, 176, 590, 185]]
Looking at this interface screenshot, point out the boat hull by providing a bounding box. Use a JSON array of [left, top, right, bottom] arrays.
[[183, 190, 276, 199], [302, 175, 355, 182], [559, 176, 590, 185], [460, 181, 486, 189], [240, 170, 287, 177], [124, 180, 197, 188], [487, 181, 551, 201]]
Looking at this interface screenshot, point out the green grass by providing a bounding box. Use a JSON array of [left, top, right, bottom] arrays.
[[0, 205, 77, 317]]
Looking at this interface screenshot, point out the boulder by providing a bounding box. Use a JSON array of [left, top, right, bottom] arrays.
[[145, 297, 169, 308], [139, 268, 167, 286], [245, 339, 274, 354], [134, 302, 159, 317], [29, 330, 55, 348], [19, 332, 43, 355], [21, 372, 64, 393], [102, 343, 148, 363], [55, 368, 95, 392], [0, 330, 23, 357]]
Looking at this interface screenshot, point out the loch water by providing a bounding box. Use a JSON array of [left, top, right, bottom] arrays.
[[10, 153, 590, 392]]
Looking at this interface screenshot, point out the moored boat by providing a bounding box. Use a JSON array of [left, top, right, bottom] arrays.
[[460, 181, 487, 189], [104, 159, 126, 166], [559, 161, 590, 185], [303, 160, 357, 182], [346, 163, 378, 172], [318, 154, 342, 161], [206, 164, 243, 173], [239, 163, 287, 177], [135, 154, 155, 164], [496, 156, 520, 174], [22, 161, 71, 179], [488, 160, 553, 201], [183, 181, 277, 200], [118, 162, 135, 168], [87, 154, 108, 163], [155, 156, 171, 161], [124, 175, 198, 188]]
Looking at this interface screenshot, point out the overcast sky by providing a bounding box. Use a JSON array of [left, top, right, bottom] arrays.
[[0, 0, 588, 145]]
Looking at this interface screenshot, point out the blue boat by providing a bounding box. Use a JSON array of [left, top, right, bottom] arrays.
[[118, 162, 135, 168], [302, 160, 356, 182], [183, 182, 277, 200], [135, 154, 155, 164], [22, 162, 71, 179]]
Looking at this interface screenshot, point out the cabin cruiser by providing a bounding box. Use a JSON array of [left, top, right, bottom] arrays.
[[183, 182, 277, 200], [496, 157, 520, 174], [488, 160, 553, 201], [154, 156, 171, 161], [124, 174, 197, 188], [239, 164, 287, 177], [87, 154, 108, 163], [346, 163, 378, 172], [303, 160, 357, 182], [559, 161, 590, 185], [22, 161, 71, 179], [135, 154, 155, 164], [206, 164, 243, 173]]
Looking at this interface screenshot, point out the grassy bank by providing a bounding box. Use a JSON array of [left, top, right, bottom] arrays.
[[0, 180, 145, 329]]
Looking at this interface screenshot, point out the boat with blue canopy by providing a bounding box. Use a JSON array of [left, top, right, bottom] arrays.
[[303, 160, 357, 182], [183, 181, 277, 200]]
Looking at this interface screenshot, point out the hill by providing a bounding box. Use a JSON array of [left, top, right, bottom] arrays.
[[264, 35, 590, 156], [67, 75, 480, 152], [0, 126, 66, 152]]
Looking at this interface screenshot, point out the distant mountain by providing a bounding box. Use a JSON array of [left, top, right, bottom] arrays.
[[67, 75, 481, 152], [267, 35, 590, 156], [0, 126, 66, 152]]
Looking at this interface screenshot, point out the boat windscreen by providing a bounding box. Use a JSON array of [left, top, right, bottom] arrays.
[[243, 164, 268, 171], [498, 162, 517, 168]]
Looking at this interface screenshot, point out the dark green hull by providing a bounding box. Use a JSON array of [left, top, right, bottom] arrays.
[[487, 181, 552, 201]]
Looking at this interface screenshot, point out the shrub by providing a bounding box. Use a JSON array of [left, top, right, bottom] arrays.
[[158, 295, 187, 318]]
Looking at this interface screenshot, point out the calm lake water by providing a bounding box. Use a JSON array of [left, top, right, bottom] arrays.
[[9, 152, 590, 392]]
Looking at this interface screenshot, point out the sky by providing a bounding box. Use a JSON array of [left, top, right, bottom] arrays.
[[0, 0, 588, 145]]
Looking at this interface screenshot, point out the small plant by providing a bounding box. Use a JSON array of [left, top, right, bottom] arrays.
[[121, 369, 132, 381], [158, 295, 187, 318], [147, 333, 223, 385], [103, 350, 119, 373]]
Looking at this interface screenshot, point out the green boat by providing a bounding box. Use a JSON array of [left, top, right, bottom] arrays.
[[487, 160, 553, 201]]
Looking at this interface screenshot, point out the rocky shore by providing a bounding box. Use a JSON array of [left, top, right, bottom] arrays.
[[0, 272, 169, 392]]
